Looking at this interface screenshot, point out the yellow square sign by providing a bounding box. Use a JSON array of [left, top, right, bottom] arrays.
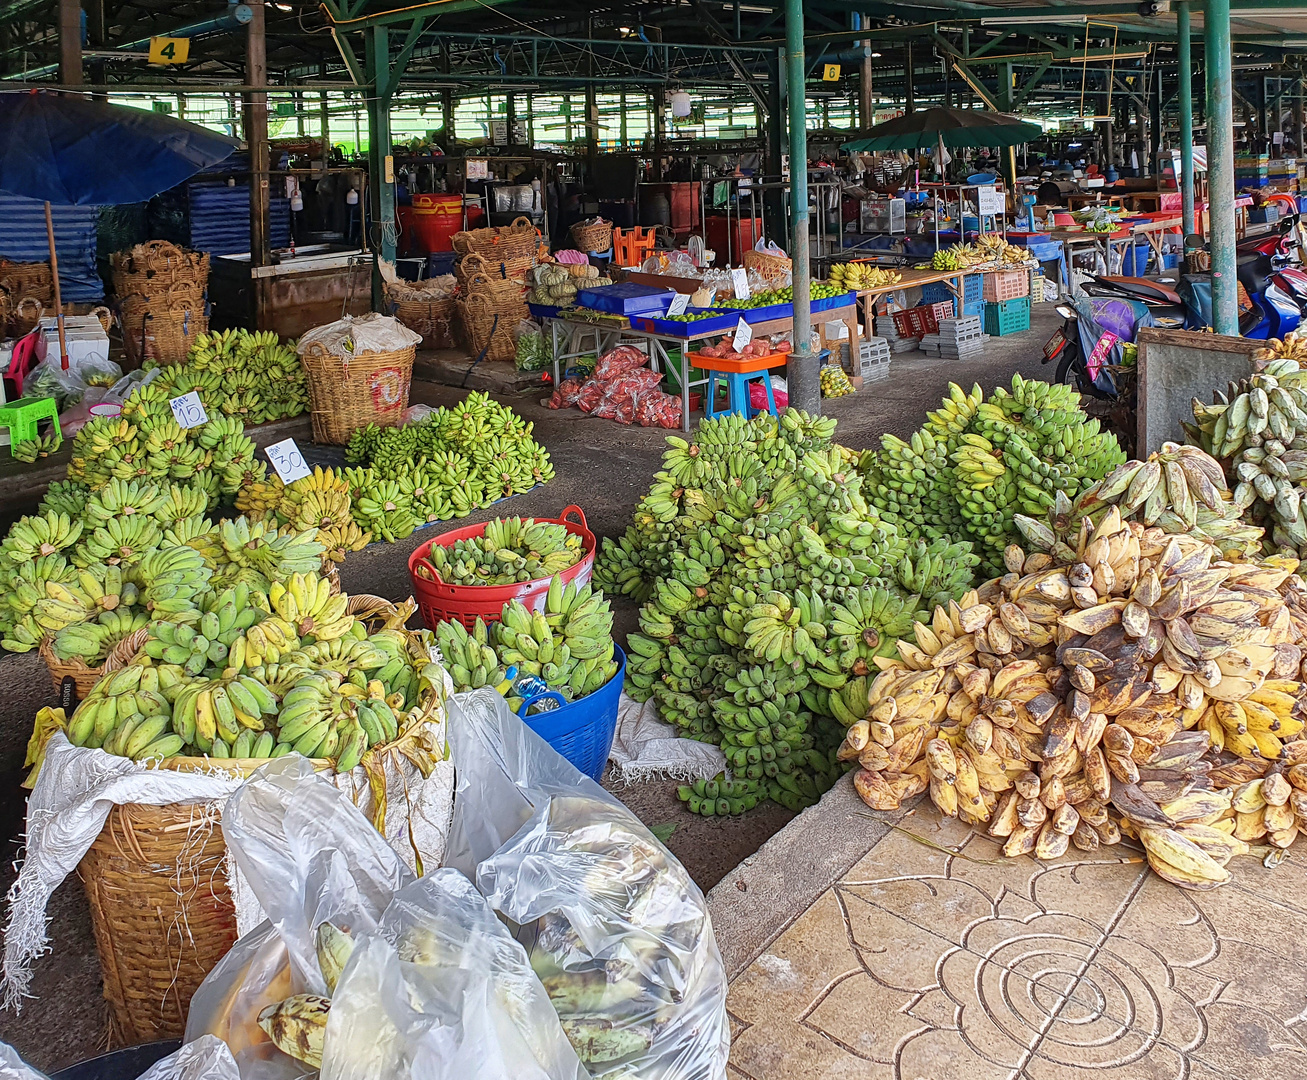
[[822, 63, 841, 82], [148, 37, 190, 65]]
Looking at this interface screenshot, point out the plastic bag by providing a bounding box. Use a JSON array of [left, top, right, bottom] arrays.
[[321, 870, 587, 1080], [0, 1041, 49, 1080], [514, 320, 550, 373], [592, 345, 647, 382], [547, 379, 584, 410], [137, 1037, 242, 1080], [403, 404, 435, 425], [445, 692, 730, 1080], [185, 757, 414, 1080]]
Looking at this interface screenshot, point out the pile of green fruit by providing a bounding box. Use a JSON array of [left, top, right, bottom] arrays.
[[434, 575, 619, 707], [0, 478, 327, 660], [341, 392, 554, 543], [143, 328, 309, 425], [63, 570, 440, 767], [820, 365, 855, 398], [661, 310, 730, 323], [415, 516, 583, 586], [859, 375, 1127, 576], [12, 432, 61, 463], [594, 409, 979, 815], [769, 282, 845, 302], [1185, 357, 1307, 557]]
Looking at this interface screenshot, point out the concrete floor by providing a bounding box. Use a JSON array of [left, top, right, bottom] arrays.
[[0, 308, 1061, 1071]]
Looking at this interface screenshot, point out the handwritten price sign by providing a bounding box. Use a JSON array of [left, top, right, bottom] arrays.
[[731, 266, 751, 300], [732, 318, 753, 352], [667, 292, 690, 316], [265, 438, 311, 485], [169, 391, 209, 429]]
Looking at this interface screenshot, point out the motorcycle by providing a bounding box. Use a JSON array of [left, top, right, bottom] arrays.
[[1236, 213, 1307, 338]]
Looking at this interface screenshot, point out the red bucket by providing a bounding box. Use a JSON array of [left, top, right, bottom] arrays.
[[407, 506, 596, 630]]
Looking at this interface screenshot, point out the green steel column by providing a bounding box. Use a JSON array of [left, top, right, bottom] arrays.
[[786, 0, 818, 413], [364, 26, 395, 309], [1177, 1, 1195, 236], [1205, 0, 1237, 334]]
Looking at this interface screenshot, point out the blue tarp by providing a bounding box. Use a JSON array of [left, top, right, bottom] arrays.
[[187, 181, 290, 256], [0, 193, 101, 302]]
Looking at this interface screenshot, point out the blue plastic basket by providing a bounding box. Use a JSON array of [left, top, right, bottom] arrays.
[[518, 644, 626, 780]]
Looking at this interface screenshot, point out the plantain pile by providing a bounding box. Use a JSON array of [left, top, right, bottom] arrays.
[[860, 376, 1127, 577], [61, 570, 440, 769], [0, 475, 328, 661], [974, 232, 1033, 265], [11, 432, 61, 463], [236, 466, 372, 564], [843, 486, 1307, 890], [820, 365, 856, 398], [415, 516, 583, 586], [1186, 356, 1307, 558], [435, 575, 620, 705], [341, 392, 554, 542], [827, 263, 901, 291], [142, 327, 308, 424], [594, 410, 979, 815]]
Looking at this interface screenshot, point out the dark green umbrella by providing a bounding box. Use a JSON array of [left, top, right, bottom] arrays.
[[842, 107, 1043, 152]]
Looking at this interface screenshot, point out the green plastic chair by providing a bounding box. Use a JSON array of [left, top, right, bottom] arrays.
[[0, 397, 61, 457]]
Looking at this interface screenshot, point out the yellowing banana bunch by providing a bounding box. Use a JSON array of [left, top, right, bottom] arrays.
[[1253, 331, 1307, 363], [827, 262, 901, 291]]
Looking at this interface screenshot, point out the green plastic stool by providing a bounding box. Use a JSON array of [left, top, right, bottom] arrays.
[[0, 397, 61, 458]]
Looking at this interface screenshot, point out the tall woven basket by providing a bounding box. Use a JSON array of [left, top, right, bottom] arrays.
[[457, 292, 516, 362], [76, 595, 410, 1047], [122, 306, 208, 366], [300, 341, 414, 444], [391, 297, 457, 349]]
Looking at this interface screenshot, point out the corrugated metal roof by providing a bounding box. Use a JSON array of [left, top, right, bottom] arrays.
[[0, 193, 102, 302], [188, 181, 291, 256]]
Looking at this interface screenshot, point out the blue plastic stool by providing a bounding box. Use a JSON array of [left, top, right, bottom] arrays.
[[706, 369, 777, 420]]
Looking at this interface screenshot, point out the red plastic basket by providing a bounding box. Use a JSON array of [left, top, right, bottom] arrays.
[[407, 506, 596, 630], [891, 302, 953, 339]]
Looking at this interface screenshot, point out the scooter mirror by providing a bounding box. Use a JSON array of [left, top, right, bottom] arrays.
[[1055, 304, 1077, 320]]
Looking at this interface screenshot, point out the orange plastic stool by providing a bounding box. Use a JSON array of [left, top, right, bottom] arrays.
[[612, 226, 656, 267]]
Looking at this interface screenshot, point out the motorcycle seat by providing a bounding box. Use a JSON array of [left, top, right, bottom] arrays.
[[1094, 276, 1183, 305]]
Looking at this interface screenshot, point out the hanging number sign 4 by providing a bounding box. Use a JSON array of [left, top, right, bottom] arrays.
[[731, 266, 751, 300], [733, 318, 753, 353], [667, 292, 690, 316], [265, 438, 312, 485], [148, 37, 190, 65], [169, 391, 209, 429]]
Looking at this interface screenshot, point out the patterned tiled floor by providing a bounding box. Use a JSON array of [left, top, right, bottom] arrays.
[[727, 810, 1307, 1080]]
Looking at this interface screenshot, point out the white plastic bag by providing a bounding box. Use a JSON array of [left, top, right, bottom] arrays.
[[0, 1041, 49, 1080], [322, 870, 587, 1080], [137, 1036, 242, 1080], [446, 691, 731, 1080]]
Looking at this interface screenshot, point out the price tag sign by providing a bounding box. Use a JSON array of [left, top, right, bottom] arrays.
[[466, 158, 489, 180], [667, 292, 690, 316], [265, 438, 312, 485], [169, 390, 208, 429], [732, 318, 753, 352], [976, 186, 1004, 216], [731, 266, 751, 300]]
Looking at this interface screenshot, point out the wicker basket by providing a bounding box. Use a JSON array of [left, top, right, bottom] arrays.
[[570, 218, 614, 254], [111, 243, 210, 291], [122, 306, 208, 366], [452, 216, 539, 262], [457, 250, 534, 285], [0, 260, 53, 304], [11, 296, 43, 336], [38, 629, 149, 697], [118, 281, 206, 318], [458, 292, 516, 362], [89, 305, 112, 334], [391, 297, 457, 350], [300, 341, 415, 444], [743, 249, 793, 289], [463, 270, 527, 310]]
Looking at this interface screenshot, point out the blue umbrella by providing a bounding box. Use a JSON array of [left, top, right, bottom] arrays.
[[0, 91, 238, 365], [0, 90, 239, 205]]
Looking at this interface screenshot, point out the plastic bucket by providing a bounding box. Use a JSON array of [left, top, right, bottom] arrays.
[[411, 193, 464, 253], [1120, 243, 1151, 275], [407, 506, 596, 630], [51, 1042, 181, 1080], [519, 645, 626, 780]]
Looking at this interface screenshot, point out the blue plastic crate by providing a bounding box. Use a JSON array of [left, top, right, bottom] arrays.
[[1026, 241, 1063, 263], [575, 283, 676, 315], [921, 275, 982, 307], [527, 302, 563, 320], [983, 296, 1031, 337], [811, 291, 856, 312], [628, 310, 737, 336], [520, 645, 626, 781], [961, 297, 983, 318]]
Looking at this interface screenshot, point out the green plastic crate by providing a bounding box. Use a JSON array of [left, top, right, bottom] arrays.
[[983, 296, 1031, 337]]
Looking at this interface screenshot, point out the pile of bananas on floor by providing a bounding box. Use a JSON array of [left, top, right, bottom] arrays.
[[594, 408, 988, 816], [60, 570, 439, 767], [840, 452, 1307, 891], [339, 392, 554, 542], [142, 328, 309, 425]]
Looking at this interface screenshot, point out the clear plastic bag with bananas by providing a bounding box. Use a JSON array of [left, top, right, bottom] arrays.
[[445, 690, 730, 1080]]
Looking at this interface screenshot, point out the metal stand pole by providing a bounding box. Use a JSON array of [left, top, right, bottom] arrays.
[[1204, 0, 1238, 334], [785, 0, 818, 412], [1178, 2, 1196, 237]]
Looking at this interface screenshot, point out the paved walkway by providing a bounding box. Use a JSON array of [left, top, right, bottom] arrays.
[[721, 799, 1307, 1080]]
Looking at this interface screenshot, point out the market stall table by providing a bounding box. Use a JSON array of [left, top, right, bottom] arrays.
[[545, 300, 859, 432], [1047, 215, 1183, 276], [850, 266, 983, 346]]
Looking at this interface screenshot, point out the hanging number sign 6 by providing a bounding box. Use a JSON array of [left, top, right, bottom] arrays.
[[148, 37, 190, 65], [822, 64, 841, 82], [667, 292, 690, 316], [265, 438, 312, 485], [731, 266, 751, 300], [168, 390, 209, 429], [732, 317, 753, 353]]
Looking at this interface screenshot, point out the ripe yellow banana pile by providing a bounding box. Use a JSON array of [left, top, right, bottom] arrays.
[[827, 263, 901, 291], [975, 232, 1032, 265], [62, 571, 441, 771], [1252, 330, 1307, 363], [236, 466, 371, 564], [844, 496, 1307, 891]]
